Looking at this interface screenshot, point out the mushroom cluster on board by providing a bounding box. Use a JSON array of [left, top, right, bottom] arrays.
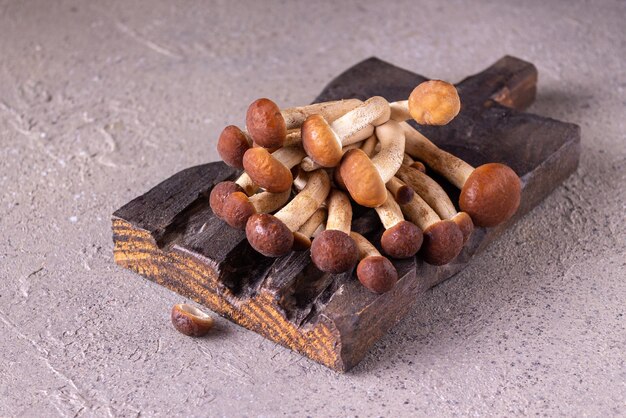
[[210, 80, 522, 294]]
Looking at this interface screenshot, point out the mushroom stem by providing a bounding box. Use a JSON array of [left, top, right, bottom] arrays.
[[243, 145, 306, 193], [360, 134, 378, 157], [402, 154, 426, 173], [371, 119, 405, 183], [375, 190, 423, 258], [293, 207, 327, 251], [275, 170, 331, 231], [402, 122, 521, 227], [389, 80, 461, 125], [350, 232, 398, 294], [282, 99, 363, 129], [386, 177, 414, 205], [325, 189, 352, 233], [222, 189, 291, 229]]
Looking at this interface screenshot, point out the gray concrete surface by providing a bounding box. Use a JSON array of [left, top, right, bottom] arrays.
[[1, 0, 625, 416]]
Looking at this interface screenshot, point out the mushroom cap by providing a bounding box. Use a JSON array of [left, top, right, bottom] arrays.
[[408, 80, 461, 125], [310, 230, 359, 273], [451, 212, 474, 244], [292, 231, 312, 251], [245, 213, 294, 257], [242, 147, 293, 193], [216, 125, 250, 169], [459, 163, 521, 227], [301, 114, 343, 167], [209, 181, 243, 219], [394, 183, 415, 205], [246, 98, 287, 149], [381, 220, 423, 259], [420, 220, 464, 265], [222, 191, 256, 230], [411, 161, 426, 173], [171, 304, 214, 337], [339, 149, 387, 208], [356, 256, 398, 294]]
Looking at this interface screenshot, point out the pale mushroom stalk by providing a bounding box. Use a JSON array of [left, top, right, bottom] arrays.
[[350, 232, 398, 294], [221, 188, 291, 230], [246, 98, 362, 149], [385, 176, 414, 206], [310, 190, 359, 273], [293, 207, 327, 250], [246, 170, 331, 257], [360, 134, 378, 157], [402, 153, 426, 173], [301, 96, 391, 167], [395, 165, 474, 243], [374, 190, 423, 259], [243, 145, 306, 193], [402, 122, 521, 227]]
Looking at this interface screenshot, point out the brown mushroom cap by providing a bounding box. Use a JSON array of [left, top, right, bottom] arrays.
[[171, 304, 214, 337], [301, 114, 343, 167], [459, 163, 521, 227], [222, 191, 256, 230], [245, 213, 294, 257], [209, 181, 244, 219], [393, 183, 414, 205], [356, 256, 398, 294], [451, 212, 474, 244], [246, 98, 287, 149], [380, 220, 423, 259], [242, 147, 293, 193], [310, 230, 359, 273], [217, 125, 251, 169], [420, 220, 464, 265], [408, 80, 461, 126], [339, 149, 387, 208]]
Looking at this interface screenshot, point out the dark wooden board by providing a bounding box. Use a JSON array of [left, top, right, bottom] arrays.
[[112, 56, 580, 372]]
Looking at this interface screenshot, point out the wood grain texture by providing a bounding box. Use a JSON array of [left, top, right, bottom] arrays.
[[112, 56, 580, 372]]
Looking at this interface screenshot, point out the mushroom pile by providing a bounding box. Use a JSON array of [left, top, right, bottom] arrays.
[[210, 80, 521, 294]]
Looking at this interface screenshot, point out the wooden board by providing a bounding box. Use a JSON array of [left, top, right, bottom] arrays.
[[112, 56, 580, 372]]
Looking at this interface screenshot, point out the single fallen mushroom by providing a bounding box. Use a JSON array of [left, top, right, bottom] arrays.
[[293, 207, 327, 250], [395, 165, 473, 244], [242, 145, 306, 193], [310, 190, 359, 273], [338, 119, 405, 207], [171, 304, 214, 337], [350, 232, 398, 294], [301, 96, 391, 167], [221, 188, 291, 230], [209, 173, 258, 219], [375, 190, 423, 258], [246, 98, 362, 149], [389, 80, 461, 125], [246, 170, 331, 257], [217, 125, 302, 168], [402, 123, 521, 227], [400, 188, 464, 265]]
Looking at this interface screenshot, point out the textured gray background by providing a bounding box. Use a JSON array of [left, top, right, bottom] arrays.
[[1, 0, 625, 416]]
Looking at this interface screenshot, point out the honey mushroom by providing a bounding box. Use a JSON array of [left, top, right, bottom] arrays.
[[389, 80, 461, 126], [301, 96, 391, 167], [242, 145, 306, 193], [246, 98, 362, 149], [217, 126, 302, 169], [374, 190, 423, 259], [299, 141, 363, 172], [350, 232, 398, 294], [209, 173, 258, 219], [339, 119, 405, 207], [399, 184, 464, 265], [293, 207, 327, 250], [171, 304, 215, 337], [246, 170, 331, 257], [395, 165, 474, 244], [221, 188, 291, 230], [310, 190, 359, 273], [402, 123, 521, 227]]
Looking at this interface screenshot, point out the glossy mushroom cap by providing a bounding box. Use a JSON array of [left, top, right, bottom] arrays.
[[246, 98, 287, 149], [217, 125, 250, 169], [408, 80, 461, 125], [245, 213, 294, 257], [209, 181, 244, 219], [339, 149, 387, 208], [301, 114, 343, 167], [356, 256, 398, 294], [222, 191, 256, 230], [310, 230, 359, 273], [451, 212, 474, 244], [242, 147, 293, 193], [380, 220, 423, 259], [459, 163, 521, 227], [420, 220, 464, 265]]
